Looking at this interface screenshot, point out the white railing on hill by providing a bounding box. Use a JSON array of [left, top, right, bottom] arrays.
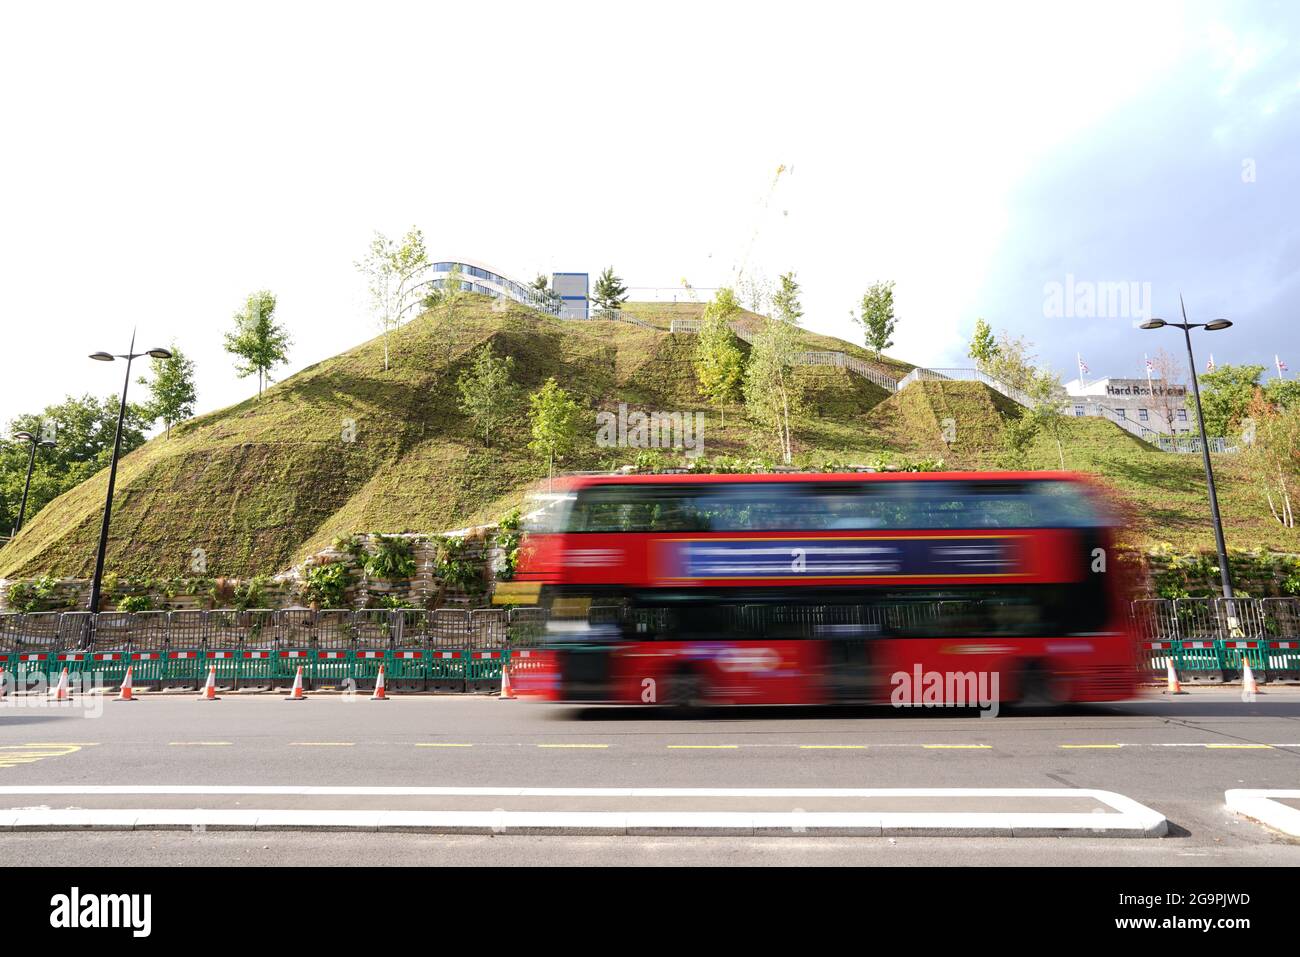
[[896, 367, 1035, 409], [656, 320, 1236, 456], [582, 307, 658, 329], [670, 321, 901, 391]]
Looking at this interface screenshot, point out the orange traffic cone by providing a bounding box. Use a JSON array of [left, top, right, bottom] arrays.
[[499, 665, 515, 700], [198, 666, 220, 701], [285, 665, 307, 701], [1241, 660, 1260, 700], [116, 666, 137, 702], [50, 667, 71, 701], [371, 665, 388, 701], [1164, 659, 1186, 695]]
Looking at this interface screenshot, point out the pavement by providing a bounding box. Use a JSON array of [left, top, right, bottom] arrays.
[[1, 686, 1298, 864]]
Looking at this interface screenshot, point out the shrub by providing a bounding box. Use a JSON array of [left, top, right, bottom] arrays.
[[362, 534, 417, 580], [230, 575, 271, 611], [117, 594, 153, 613], [300, 563, 349, 609], [6, 575, 64, 613], [434, 536, 482, 593]]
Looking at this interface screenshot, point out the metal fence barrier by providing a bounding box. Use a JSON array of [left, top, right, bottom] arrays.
[[4, 598, 1300, 691]]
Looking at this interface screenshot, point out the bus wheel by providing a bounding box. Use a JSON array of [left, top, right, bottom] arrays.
[[663, 668, 709, 711], [1016, 662, 1064, 710]]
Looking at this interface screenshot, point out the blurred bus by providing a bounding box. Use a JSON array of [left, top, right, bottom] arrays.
[[503, 472, 1138, 707]]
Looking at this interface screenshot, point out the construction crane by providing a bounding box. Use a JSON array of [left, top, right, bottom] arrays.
[[733, 163, 791, 286]]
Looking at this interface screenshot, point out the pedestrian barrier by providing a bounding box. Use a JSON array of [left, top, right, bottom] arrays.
[[3, 597, 1300, 693]]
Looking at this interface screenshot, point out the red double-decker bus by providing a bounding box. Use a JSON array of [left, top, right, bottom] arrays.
[[505, 471, 1138, 707]]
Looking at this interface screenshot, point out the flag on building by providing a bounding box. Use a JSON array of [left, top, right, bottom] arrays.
[[1077, 353, 1089, 381], [1277, 354, 1288, 377], [1206, 353, 1216, 372], [1145, 355, 1154, 373]]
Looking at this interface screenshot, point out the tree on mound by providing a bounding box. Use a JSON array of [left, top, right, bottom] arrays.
[[137, 342, 197, 439], [224, 291, 291, 399], [528, 378, 583, 487], [694, 287, 745, 425], [851, 280, 897, 360], [356, 227, 431, 371], [744, 273, 805, 464], [592, 267, 628, 316], [457, 344, 521, 447], [967, 318, 999, 371]]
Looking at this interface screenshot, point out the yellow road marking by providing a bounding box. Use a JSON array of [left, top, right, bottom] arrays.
[[1060, 744, 1123, 749], [668, 745, 739, 750], [415, 743, 474, 748], [1205, 743, 1273, 749], [289, 742, 355, 747], [16, 742, 100, 747], [0, 743, 88, 769], [537, 744, 609, 749], [923, 744, 992, 749], [800, 745, 868, 750], [169, 741, 232, 747]]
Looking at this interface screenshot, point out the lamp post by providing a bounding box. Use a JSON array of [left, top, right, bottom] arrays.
[[11, 428, 56, 535], [87, 331, 172, 613], [1139, 295, 1235, 603]]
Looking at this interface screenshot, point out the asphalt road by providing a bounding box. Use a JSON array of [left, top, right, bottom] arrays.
[[2, 687, 1299, 864]]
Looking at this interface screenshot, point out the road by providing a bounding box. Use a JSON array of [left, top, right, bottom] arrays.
[[2, 686, 1299, 864]]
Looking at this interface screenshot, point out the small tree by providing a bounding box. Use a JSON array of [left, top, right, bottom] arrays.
[[738, 271, 771, 316], [137, 343, 197, 438], [695, 288, 746, 425], [528, 378, 584, 486], [224, 290, 291, 399], [851, 280, 896, 359], [771, 271, 803, 326], [456, 344, 520, 447], [1192, 364, 1265, 437], [744, 314, 803, 464], [983, 331, 1039, 394], [356, 227, 430, 371], [591, 267, 628, 315], [530, 273, 561, 314], [1244, 390, 1300, 527], [968, 318, 999, 370], [1024, 367, 1070, 469], [1148, 348, 1186, 433]]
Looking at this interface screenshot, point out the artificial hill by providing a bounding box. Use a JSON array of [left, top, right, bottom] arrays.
[[0, 295, 1296, 581]]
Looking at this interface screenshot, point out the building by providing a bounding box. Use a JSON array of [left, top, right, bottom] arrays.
[[408, 260, 589, 317], [1063, 376, 1192, 435], [551, 272, 590, 320]]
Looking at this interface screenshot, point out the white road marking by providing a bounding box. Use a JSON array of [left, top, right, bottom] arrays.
[[1224, 789, 1300, 837], [0, 786, 1168, 836]]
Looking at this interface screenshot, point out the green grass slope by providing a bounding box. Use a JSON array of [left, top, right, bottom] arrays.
[[862, 380, 1300, 553], [3, 298, 1293, 580], [0, 297, 897, 579]]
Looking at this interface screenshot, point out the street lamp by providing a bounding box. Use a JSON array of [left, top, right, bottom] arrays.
[[86, 331, 173, 613], [1139, 295, 1235, 603], [10, 429, 56, 535]]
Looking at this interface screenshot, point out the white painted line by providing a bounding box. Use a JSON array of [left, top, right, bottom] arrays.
[[1225, 789, 1300, 837], [0, 784, 1149, 798], [0, 787, 1167, 837]]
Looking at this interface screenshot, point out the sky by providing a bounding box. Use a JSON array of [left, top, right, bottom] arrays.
[[1, 0, 1297, 432]]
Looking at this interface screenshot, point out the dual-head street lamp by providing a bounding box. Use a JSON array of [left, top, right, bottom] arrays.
[[10, 428, 56, 536], [1139, 295, 1235, 602], [87, 331, 172, 614]]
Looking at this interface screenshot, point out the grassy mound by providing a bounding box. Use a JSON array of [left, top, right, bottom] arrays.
[[4, 297, 1295, 580]]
